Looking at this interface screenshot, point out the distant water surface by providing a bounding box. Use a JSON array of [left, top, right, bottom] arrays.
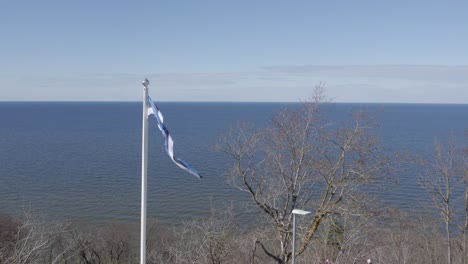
[[0, 102, 466, 225]]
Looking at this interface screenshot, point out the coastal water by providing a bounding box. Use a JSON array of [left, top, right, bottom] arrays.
[[0, 102, 466, 226]]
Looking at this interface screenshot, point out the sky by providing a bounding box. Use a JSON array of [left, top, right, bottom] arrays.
[[1, 0, 467, 103]]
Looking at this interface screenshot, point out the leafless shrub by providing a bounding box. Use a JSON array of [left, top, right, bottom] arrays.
[[0, 212, 19, 262], [0, 211, 71, 264], [146, 219, 177, 264], [70, 221, 135, 264]]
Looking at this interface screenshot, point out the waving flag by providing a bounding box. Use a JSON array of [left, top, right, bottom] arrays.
[[147, 96, 202, 179]]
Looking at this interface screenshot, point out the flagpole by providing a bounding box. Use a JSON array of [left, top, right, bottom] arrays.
[[140, 78, 150, 264]]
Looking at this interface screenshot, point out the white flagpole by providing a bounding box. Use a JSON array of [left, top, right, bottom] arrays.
[[140, 78, 150, 264]]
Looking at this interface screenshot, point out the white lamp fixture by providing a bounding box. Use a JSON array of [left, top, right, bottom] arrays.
[[292, 209, 311, 215]]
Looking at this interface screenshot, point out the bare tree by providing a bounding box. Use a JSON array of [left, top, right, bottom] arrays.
[[416, 212, 445, 264], [420, 138, 462, 264], [462, 131, 468, 264], [216, 87, 389, 263], [333, 211, 377, 264]]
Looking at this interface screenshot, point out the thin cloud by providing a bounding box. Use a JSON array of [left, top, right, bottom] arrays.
[[262, 65, 468, 84], [1, 65, 467, 103]]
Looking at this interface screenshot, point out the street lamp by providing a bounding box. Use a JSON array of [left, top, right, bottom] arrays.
[[291, 209, 311, 264]]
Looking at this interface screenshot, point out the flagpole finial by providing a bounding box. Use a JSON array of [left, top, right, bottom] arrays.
[[142, 78, 150, 88]]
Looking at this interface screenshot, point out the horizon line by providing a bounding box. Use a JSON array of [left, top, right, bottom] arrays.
[[1, 100, 467, 105]]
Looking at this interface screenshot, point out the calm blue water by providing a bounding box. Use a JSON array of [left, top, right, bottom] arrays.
[[0, 102, 466, 225]]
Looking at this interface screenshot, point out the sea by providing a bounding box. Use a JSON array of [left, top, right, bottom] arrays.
[[0, 102, 466, 226]]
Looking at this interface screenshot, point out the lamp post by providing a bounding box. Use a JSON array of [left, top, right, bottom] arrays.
[[291, 209, 311, 264]]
